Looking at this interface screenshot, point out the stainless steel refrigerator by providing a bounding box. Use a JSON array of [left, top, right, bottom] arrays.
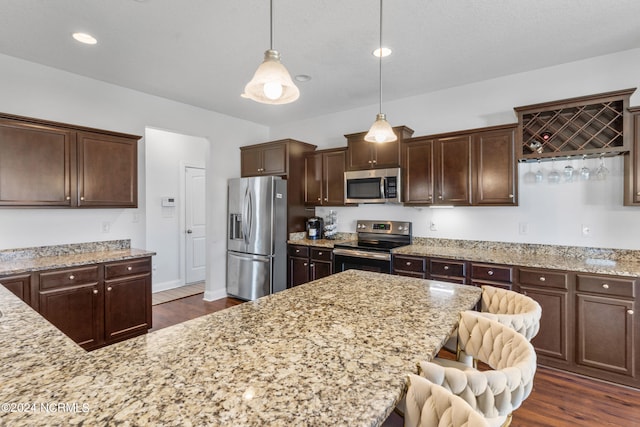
[[226, 176, 287, 300]]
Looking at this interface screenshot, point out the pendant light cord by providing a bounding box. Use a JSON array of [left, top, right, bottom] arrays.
[[270, 0, 274, 50], [378, 0, 383, 114]]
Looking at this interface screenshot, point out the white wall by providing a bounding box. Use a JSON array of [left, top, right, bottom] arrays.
[[0, 53, 269, 299], [271, 48, 640, 250], [145, 128, 208, 292]]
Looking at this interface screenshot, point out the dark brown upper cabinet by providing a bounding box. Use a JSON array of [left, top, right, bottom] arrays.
[[345, 126, 414, 170], [0, 112, 140, 208], [304, 148, 348, 206], [472, 125, 517, 206], [402, 124, 517, 207], [624, 107, 640, 206]]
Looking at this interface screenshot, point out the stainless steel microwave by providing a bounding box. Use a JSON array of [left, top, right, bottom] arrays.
[[344, 167, 401, 204]]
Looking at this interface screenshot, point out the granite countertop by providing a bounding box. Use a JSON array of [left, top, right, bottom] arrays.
[[394, 244, 640, 277], [287, 238, 353, 248], [0, 270, 481, 426], [0, 240, 156, 276]]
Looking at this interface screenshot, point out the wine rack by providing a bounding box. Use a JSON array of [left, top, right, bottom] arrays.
[[515, 88, 635, 160]]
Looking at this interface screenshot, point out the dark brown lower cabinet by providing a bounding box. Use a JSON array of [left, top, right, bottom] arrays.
[[0, 273, 32, 304], [31, 257, 152, 351], [392, 255, 428, 279], [287, 244, 333, 287], [429, 258, 467, 284]]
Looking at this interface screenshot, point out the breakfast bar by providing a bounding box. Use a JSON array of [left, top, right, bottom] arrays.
[[1, 270, 481, 426]]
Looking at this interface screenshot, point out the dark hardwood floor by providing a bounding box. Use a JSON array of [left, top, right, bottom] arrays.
[[152, 294, 640, 426]]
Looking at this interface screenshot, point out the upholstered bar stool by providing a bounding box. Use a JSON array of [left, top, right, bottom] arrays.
[[404, 373, 489, 427], [421, 311, 537, 427], [444, 285, 542, 365]]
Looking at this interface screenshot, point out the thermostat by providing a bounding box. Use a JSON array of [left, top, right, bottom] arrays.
[[161, 196, 176, 207]]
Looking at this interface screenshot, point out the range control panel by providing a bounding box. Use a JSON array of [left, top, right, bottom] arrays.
[[355, 220, 412, 236]]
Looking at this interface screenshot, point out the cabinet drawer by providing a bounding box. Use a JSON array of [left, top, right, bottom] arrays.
[[518, 268, 568, 289], [430, 259, 465, 277], [105, 258, 151, 280], [288, 245, 309, 258], [393, 255, 427, 273], [310, 247, 332, 262], [576, 274, 636, 298], [471, 263, 513, 283], [39, 266, 100, 290]]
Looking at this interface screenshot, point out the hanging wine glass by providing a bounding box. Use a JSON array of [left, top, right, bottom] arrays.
[[580, 155, 590, 181], [563, 157, 574, 183], [548, 158, 561, 184], [523, 161, 537, 184], [594, 155, 609, 181], [534, 159, 544, 183]]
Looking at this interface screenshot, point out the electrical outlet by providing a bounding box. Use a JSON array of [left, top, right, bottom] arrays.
[[429, 220, 438, 231], [581, 224, 591, 237], [518, 222, 529, 235], [101, 221, 111, 233]]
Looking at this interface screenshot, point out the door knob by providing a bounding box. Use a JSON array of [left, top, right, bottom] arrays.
[[187, 229, 193, 234]]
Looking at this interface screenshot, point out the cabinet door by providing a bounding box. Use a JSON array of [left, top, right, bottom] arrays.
[[625, 110, 640, 205], [288, 256, 309, 287], [434, 136, 471, 205], [104, 274, 152, 343], [347, 139, 374, 170], [0, 273, 32, 304], [0, 119, 74, 206], [304, 152, 322, 205], [241, 147, 263, 177], [77, 132, 138, 207], [261, 143, 287, 175], [402, 139, 434, 204], [39, 283, 103, 349], [473, 128, 517, 205], [323, 150, 346, 205], [372, 138, 401, 169], [520, 286, 570, 362], [576, 294, 634, 376], [310, 260, 332, 281]]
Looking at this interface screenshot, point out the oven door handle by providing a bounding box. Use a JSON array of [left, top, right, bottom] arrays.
[[333, 248, 391, 261]]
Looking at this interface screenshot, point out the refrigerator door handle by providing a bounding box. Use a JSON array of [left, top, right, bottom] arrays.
[[246, 189, 254, 244]]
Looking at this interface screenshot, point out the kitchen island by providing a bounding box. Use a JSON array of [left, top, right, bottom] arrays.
[[0, 270, 481, 426]]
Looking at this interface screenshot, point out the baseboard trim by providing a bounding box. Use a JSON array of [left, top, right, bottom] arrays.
[[203, 288, 228, 302], [153, 279, 183, 293]]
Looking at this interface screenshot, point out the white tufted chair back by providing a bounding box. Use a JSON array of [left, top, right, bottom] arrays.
[[478, 286, 542, 341], [404, 374, 490, 427], [420, 311, 537, 423]]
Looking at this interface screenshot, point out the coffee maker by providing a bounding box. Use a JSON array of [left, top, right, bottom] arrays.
[[306, 217, 324, 240]]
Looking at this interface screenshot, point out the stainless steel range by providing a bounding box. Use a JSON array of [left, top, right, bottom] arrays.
[[333, 220, 412, 274]]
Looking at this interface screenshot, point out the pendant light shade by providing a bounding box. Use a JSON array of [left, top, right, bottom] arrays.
[[365, 0, 396, 143], [242, 1, 299, 105]]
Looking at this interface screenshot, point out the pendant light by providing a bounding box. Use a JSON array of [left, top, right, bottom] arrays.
[[242, 0, 299, 105], [364, 0, 397, 143]]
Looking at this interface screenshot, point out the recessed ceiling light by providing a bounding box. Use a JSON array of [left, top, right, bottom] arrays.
[[294, 74, 312, 82], [72, 32, 97, 45], [372, 47, 392, 58]]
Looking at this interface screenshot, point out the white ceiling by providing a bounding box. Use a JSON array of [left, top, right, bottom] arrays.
[[1, 0, 640, 126]]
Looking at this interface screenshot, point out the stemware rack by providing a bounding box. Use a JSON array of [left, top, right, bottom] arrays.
[[514, 88, 635, 161]]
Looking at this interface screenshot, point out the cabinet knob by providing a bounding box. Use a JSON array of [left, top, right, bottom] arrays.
[[406, 262, 412, 266], [427, 196, 433, 200], [444, 265, 449, 270], [295, 249, 300, 253], [127, 266, 133, 271], [628, 310, 634, 315], [303, 263, 308, 266], [438, 195, 443, 200], [539, 276, 546, 282], [310, 263, 315, 267], [488, 270, 494, 276], [318, 252, 323, 255], [368, 160, 372, 164], [372, 160, 377, 164], [317, 197, 322, 201], [80, 196, 84, 201], [66, 196, 71, 200], [69, 275, 75, 280], [509, 194, 514, 198], [324, 198, 328, 201], [93, 289, 98, 295], [637, 192, 640, 196], [602, 283, 609, 289], [107, 286, 113, 291]]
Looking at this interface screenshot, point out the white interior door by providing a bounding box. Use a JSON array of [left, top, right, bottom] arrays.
[[185, 166, 206, 284]]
